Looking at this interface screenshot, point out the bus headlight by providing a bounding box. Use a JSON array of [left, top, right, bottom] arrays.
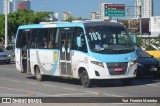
[[131, 61, 136, 65], [7, 54, 11, 57], [91, 61, 104, 68]]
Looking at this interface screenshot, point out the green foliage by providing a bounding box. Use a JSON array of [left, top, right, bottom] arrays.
[[137, 35, 160, 50], [66, 16, 73, 22], [136, 36, 143, 47], [0, 9, 51, 41], [0, 14, 4, 40]]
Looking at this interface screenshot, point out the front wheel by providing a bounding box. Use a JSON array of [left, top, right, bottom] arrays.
[[153, 69, 160, 78], [35, 66, 44, 81], [80, 70, 92, 88], [6, 59, 11, 64], [121, 78, 133, 86]]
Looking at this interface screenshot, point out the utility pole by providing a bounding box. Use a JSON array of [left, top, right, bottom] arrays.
[[127, 7, 131, 30], [99, 0, 102, 19], [139, 6, 142, 38], [5, 0, 8, 48]]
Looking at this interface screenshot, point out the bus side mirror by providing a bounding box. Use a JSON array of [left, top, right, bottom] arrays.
[[76, 37, 82, 47]]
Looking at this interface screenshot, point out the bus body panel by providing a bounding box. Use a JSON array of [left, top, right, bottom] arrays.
[[29, 49, 60, 76], [15, 48, 21, 71], [72, 50, 137, 79]]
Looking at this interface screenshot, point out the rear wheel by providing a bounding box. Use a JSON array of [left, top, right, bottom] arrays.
[[121, 78, 133, 86], [35, 66, 44, 81], [80, 70, 92, 88]]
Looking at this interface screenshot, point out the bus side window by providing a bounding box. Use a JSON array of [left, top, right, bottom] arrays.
[[30, 29, 38, 48], [16, 29, 25, 48], [36, 28, 49, 48], [49, 28, 57, 49], [72, 27, 87, 53]]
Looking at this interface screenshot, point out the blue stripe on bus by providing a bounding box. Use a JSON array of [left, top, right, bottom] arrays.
[[18, 22, 87, 29], [56, 22, 84, 28], [72, 50, 137, 63], [18, 24, 45, 29], [89, 51, 137, 63], [52, 62, 58, 74]]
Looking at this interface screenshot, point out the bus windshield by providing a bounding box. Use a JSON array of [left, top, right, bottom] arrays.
[[85, 25, 134, 54]]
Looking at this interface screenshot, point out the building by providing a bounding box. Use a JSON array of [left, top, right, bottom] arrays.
[[3, 0, 13, 14], [62, 12, 71, 21], [90, 12, 99, 20], [14, 0, 31, 12], [135, 0, 153, 18], [150, 16, 160, 37]]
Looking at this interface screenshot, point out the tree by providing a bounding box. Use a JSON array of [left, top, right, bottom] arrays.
[[0, 14, 4, 41], [0, 9, 51, 42], [66, 16, 73, 22]]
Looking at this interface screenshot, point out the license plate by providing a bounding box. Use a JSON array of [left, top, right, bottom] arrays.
[[114, 67, 123, 72], [150, 68, 157, 71]]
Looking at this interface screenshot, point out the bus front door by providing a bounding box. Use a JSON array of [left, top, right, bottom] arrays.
[[60, 30, 72, 77], [21, 29, 31, 73]]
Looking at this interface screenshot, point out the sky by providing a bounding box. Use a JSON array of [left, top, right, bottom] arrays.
[[0, 0, 160, 19]]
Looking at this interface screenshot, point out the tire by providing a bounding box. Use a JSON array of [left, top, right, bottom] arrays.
[[153, 70, 160, 79], [35, 66, 44, 81], [80, 70, 92, 88], [13, 56, 15, 62], [21, 69, 25, 73], [121, 78, 133, 86], [6, 60, 10, 64]]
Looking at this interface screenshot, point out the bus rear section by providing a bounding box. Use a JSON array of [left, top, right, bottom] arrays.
[[15, 21, 137, 88]]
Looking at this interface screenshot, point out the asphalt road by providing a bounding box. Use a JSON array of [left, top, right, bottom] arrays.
[[0, 62, 160, 105]]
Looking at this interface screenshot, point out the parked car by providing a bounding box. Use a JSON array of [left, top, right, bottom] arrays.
[[5, 44, 15, 62], [136, 49, 160, 78], [0, 48, 11, 64]]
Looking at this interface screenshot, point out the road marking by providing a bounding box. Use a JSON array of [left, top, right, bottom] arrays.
[[0, 94, 28, 96], [43, 84, 57, 88], [0, 67, 17, 71], [84, 91, 97, 93], [0, 78, 6, 80], [26, 82, 38, 85], [0, 78, 38, 85], [84, 91, 122, 97], [62, 87, 77, 91], [103, 93, 122, 97], [50, 92, 97, 97], [146, 84, 157, 87], [9, 79, 22, 83], [27, 93, 36, 97], [0, 78, 22, 83], [0, 87, 51, 96]]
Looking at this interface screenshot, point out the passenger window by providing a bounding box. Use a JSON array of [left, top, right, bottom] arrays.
[[49, 28, 57, 49], [30, 29, 38, 48], [37, 28, 49, 48], [16, 29, 25, 48]]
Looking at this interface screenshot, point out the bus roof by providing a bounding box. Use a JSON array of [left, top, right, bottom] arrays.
[[18, 21, 124, 29]]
